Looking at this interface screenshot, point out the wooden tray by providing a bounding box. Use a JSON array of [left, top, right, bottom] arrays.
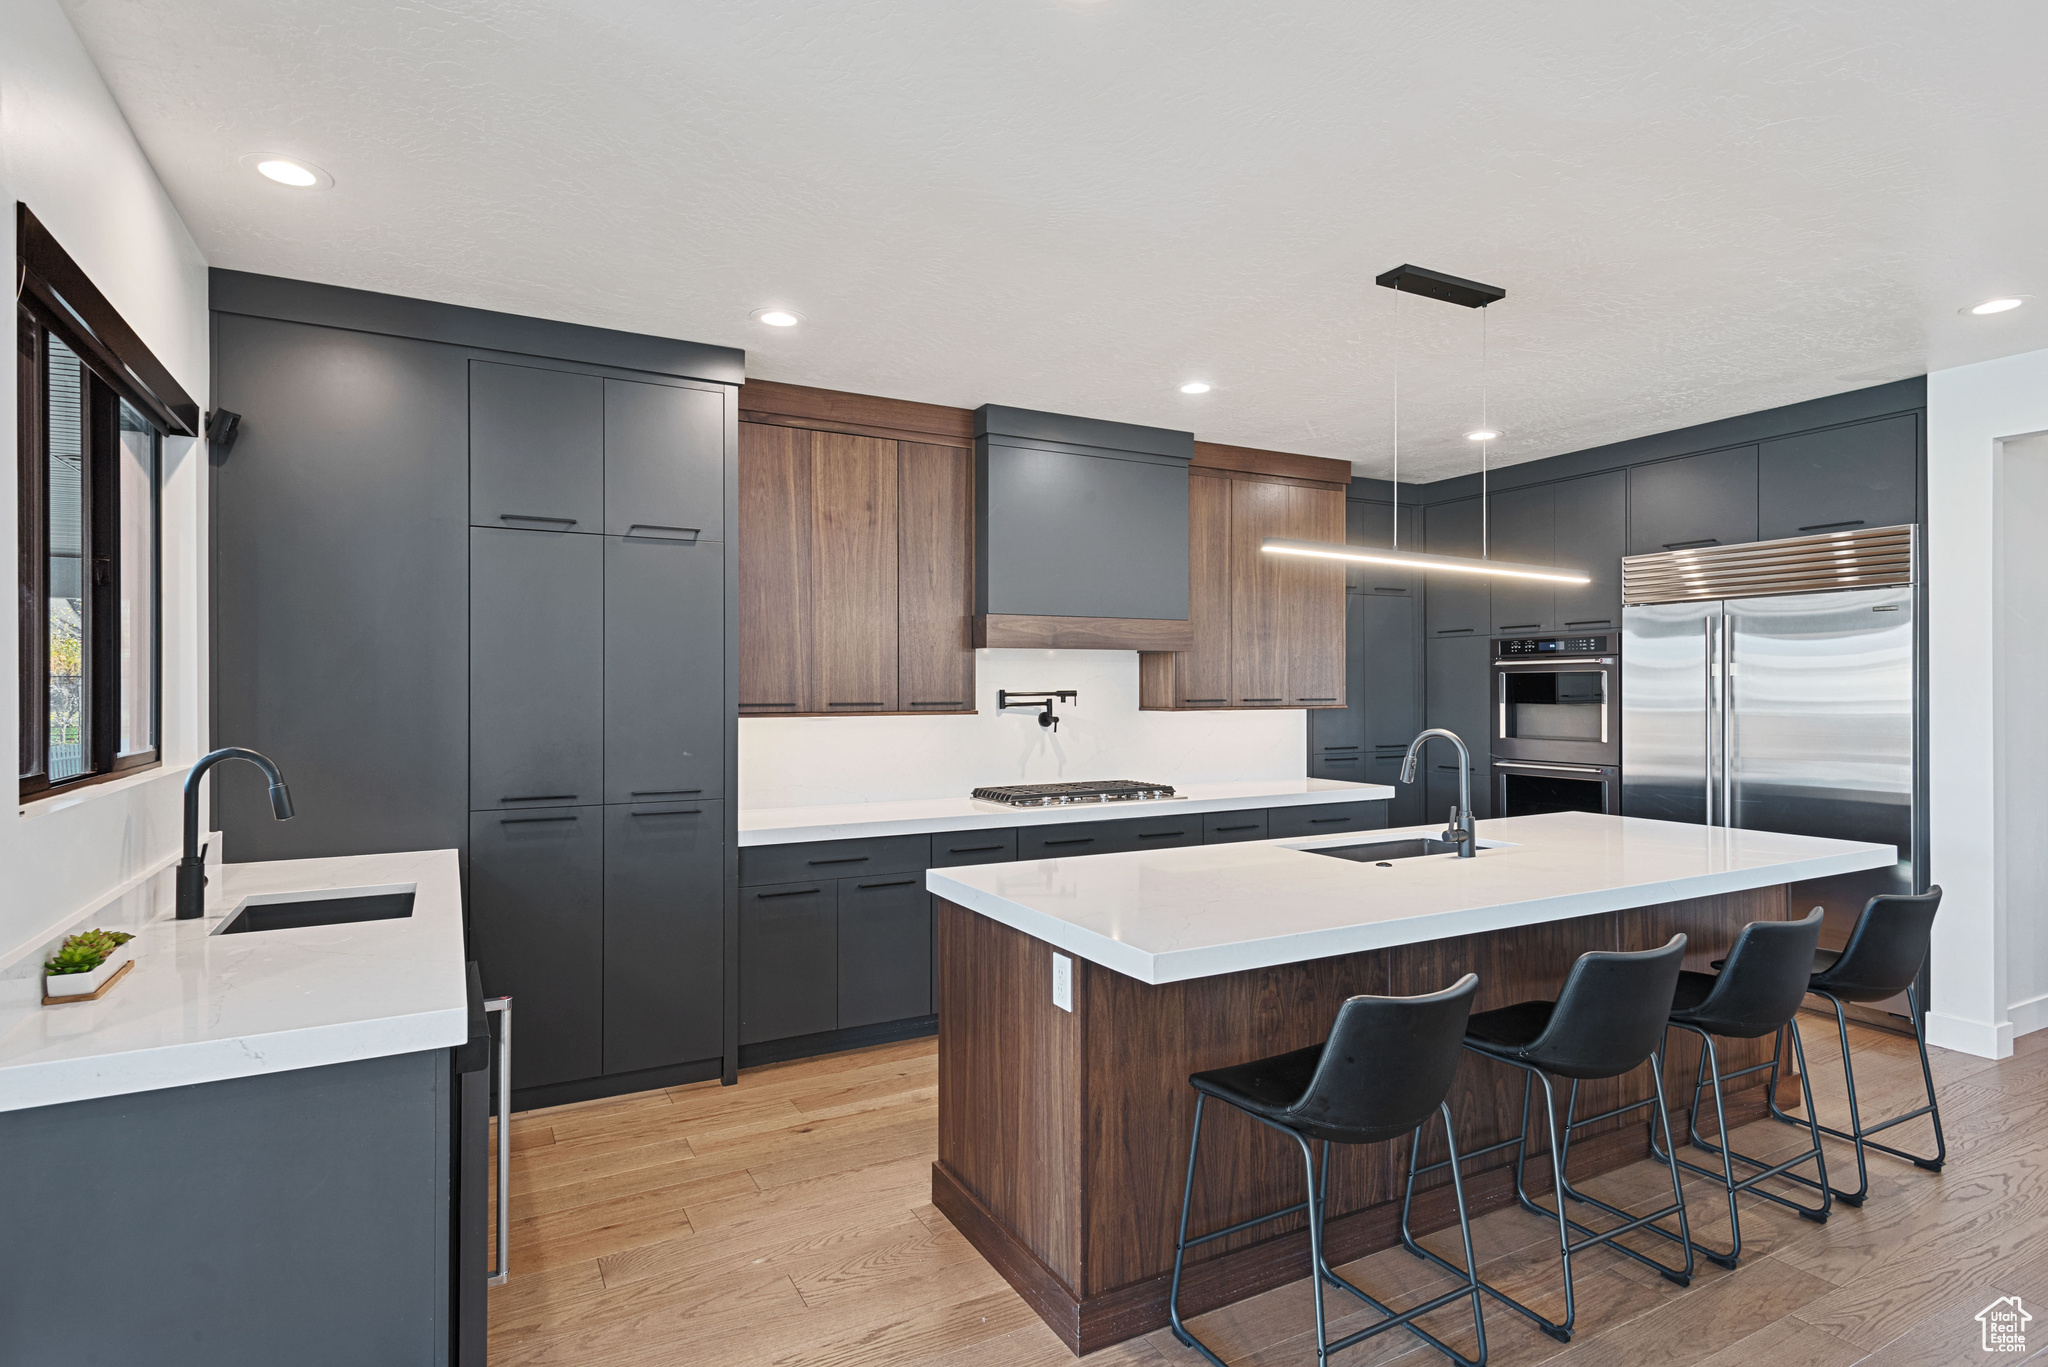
[[43, 958, 134, 1006]]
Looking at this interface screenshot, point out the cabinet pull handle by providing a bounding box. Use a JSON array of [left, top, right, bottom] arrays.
[[1437, 628, 1474, 635], [499, 514, 577, 525], [1499, 623, 1541, 630], [1798, 519, 1864, 532], [631, 788, 702, 796], [1042, 837, 1094, 846], [1564, 620, 1612, 628], [1371, 586, 1407, 594], [755, 887, 822, 898], [807, 856, 869, 865], [1184, 698, 1228, 704], [827, 702, 884, 708], [949, 843, 1006, 853], [1243, 697, 1283, 703], [1136, 830, 1187, 840], [1296, 696, 1338, 702], [503, 794, 576, 802], [1308, 816, 1352, 824], [500, 815, 578, 825], [910, 700, 965, 707], [1213, 823, 1258, 832], [1322, 745, 1361, 751], [631, 808, 703, 817], [626, 524, 700, 539], [854, 878, 919, 889], [1662, 538, 1718, 550]]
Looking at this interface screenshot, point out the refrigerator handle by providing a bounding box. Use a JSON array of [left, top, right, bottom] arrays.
[[1703, 614, 1717, 827], [1719, 609, 1734, 828]]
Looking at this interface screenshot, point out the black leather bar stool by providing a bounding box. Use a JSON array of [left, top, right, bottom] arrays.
[[1764, 888, 1947, 1205], [1407, 935, 1691, 1344], [1169, 975, 1485, 1367], [1652, 907, 1832, 1267]]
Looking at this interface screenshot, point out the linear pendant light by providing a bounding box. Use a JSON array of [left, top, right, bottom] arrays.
[[1260, 264, 1589, 585]]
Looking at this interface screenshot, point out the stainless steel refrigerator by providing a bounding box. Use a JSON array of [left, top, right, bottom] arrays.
[[1621, 525, 1924, 1020]]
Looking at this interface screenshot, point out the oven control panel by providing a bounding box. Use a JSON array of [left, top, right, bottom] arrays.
[[1498, 635, 1610, 656]]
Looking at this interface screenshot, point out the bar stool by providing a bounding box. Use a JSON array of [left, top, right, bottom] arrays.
[[1764, 888, 1947, 1205], [1406, 935, 1691, 1344], [1652, 907, 1832, 1268], [1169, 974, 1485, 1367]]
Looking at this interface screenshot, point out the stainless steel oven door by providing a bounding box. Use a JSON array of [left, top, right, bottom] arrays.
[[1493, 760, 1619, 817], [1492, 657, 1620, 765]]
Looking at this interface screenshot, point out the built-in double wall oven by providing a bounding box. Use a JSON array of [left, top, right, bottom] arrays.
[[1491, 634, 1621, 817]]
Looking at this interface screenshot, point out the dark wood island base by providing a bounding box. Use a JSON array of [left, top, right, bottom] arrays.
[[931, 888, 1801, 1355]]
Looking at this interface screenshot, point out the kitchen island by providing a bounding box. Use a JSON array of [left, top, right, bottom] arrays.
[[925, 811, 1896, 1353]]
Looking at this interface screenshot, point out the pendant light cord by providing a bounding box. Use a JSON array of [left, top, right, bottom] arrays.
[[1391, 281, 1401, 549], [1480, 304, 1489, 559]]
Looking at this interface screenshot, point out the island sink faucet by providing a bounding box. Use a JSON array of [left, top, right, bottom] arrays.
[[1398, 728, 1477, 858], [177, 747, 295, 919]]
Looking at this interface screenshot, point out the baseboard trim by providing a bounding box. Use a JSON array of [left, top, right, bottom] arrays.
[[1924, 1010, 2014, 1059], [510, 1056, 722, 1113], [738, 1015, 937, 1069]]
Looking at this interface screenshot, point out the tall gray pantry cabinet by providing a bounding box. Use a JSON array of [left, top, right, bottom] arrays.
[[211, 272, 743, 1105]]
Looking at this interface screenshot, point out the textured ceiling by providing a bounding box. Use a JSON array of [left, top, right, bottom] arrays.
[[58, 0, 2048, 479]]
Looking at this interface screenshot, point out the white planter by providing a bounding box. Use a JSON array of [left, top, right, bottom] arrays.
[[43, 941, 135, 1002]]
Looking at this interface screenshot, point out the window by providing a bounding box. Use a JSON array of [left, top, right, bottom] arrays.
[[17, 204, 194, 800]]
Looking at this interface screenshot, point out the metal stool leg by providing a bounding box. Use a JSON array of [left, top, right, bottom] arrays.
[[1767, 989, 1947, 1203]]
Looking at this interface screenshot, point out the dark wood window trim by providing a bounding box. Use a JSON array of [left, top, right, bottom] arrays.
[[18, 204, 174, 802]]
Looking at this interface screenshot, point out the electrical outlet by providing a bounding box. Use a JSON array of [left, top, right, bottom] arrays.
[[1052, 953, 1073, 1012]]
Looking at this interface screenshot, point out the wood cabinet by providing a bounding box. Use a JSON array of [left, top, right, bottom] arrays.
[[738, 421, 973, 715], [1140, 470, 1345, 710]]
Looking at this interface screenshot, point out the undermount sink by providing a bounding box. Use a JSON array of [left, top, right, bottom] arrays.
[[1305, 838, 1470, 864], [214, 884, 417, 935]]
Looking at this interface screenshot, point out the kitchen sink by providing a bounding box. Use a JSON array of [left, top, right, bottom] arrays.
[[1305, 838, 1469, 864], [215, 886, 416, 934]]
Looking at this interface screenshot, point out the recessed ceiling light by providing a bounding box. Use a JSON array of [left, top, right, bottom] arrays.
[[1465, 428, 1502, 442], [752, 308, 802, 327], [1965, 297, 2027, 316], [1179, 382, 1212, 395], [241, 154, 332, 188]]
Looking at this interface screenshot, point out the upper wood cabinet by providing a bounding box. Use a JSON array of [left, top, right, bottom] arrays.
[[738, 421, 973, 716], [1141, 469, 1345, 710]]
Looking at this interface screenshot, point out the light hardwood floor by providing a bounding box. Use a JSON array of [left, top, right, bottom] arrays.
[[489, 1020, 2048, 1367]]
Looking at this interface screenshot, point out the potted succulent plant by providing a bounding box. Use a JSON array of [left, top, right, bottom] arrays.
[[42, 928, 137, 1002]]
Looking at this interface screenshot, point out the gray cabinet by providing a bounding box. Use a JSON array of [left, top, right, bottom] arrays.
[[1309, 592, 1368, 781], [931, 831, 1018, 866], [1268, 802, 1388, 838], [740, 882, 838, 1044], [469, 806, 604, 1089], [1203, 811, 1269, 843], [1019, 812, 1200, 859], [1424, 634, 1491, 821], [1628, 446, 1759, 554], [1552, 471, 1627, 632], [605, 378, 727, 541], [740, 833, 931, 886], [837, 874, 932, 1027], [1758, 414, 1918, 541], [1356, 590, 1426, 827], [605, 535, 724, 803], [603, 802, 723, 1075], [468, 361, 603, 532], [1487, 484, 1556, 634], [1345, 499, 1419, 595], [470, 527, 604, 809], [1423, 497, 1489, 636]]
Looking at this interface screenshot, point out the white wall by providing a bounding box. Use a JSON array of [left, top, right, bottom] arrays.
[[0, 0, 211, 985], [739, 648, 1307, 809], [1926, 346, 2048, 1058]]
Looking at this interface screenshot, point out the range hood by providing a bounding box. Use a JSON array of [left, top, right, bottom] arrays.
[[973, 405, 1195, 650]]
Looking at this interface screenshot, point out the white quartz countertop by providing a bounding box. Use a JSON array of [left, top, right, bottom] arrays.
[[925, 811, 1897, 985], [738, 778, 1394, 845], [0, 849, 469, 1113]]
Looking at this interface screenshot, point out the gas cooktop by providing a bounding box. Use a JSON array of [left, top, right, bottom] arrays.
[[970, 780, 1179, 808]]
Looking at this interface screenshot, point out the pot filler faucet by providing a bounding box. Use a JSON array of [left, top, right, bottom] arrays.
[[1399, 728, 1477, 858], [177, 747, 295, 919]]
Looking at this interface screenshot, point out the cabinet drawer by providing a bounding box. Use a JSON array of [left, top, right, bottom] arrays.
[[739, 881, 838, 1045], [930, 830, 1018, 867], [1202, 810, 1269, 844], [1267, 803, 1387, 839], [837, 875, 932, 1028], [740, 833, 933, 887], [1019, 812, 1201, 859]]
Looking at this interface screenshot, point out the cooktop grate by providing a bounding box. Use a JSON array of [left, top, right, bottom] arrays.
[[970, 780, 1177, 807]]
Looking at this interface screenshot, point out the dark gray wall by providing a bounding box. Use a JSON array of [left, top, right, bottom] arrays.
[[0, 1053, 450, 1367]]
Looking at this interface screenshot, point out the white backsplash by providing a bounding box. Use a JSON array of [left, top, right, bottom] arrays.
[[738, 649, 1308, 808]]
